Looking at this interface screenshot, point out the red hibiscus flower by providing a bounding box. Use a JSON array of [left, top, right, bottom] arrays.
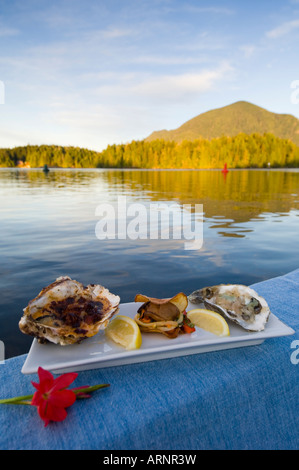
[[0, 366, 110, 426], [31, 367, 78, 427]]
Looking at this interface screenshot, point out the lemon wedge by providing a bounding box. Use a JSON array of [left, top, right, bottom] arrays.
[[186, 308, 230, 337], [105, 315, 142, 350]]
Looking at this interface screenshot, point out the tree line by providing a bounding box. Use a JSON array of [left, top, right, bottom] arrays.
[[1, 133, 299, 169]]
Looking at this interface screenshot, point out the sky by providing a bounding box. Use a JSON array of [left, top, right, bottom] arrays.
[[0, 0, 299, 151]]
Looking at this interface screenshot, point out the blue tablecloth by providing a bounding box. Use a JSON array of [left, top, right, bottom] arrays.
[[0, 270, 298, 450]]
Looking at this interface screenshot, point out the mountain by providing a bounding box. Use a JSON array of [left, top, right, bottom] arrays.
[[145, 101, 299, 146]]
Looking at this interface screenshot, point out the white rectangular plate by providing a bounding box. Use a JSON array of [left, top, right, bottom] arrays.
[[21, 302, 295, 374]]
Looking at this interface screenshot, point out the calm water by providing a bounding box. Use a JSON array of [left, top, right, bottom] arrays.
[[1, 168, 299, 358]]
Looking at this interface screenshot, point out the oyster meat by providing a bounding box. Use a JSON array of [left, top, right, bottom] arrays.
[[188, 284, 271, 332], [134, 292, 190, 338], [19, 276, 120, 345]]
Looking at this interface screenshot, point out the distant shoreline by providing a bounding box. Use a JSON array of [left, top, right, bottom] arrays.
[[1, 134, 299, 169], [1, 167, 299, 172]]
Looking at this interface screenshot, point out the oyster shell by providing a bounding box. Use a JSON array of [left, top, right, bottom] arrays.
[[19, 276, 120, 345], [188, 284, 271, 332], [134, 292, 189, 338]]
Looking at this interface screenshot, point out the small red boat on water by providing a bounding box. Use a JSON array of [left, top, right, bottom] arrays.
[[222, 163, 229, 173]]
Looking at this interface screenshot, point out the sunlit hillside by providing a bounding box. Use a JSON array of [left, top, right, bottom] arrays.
[[146, 101, 299, 146]]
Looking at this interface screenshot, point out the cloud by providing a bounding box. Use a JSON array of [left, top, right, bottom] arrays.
[[80, 26, 135, 45], [24, 60, 234, 150], [39, 62, 234, 134], [50, 106, 123, 130], [101, 27, 134, 39], [128, 55, 211, 66], [266, 19, 299, 38], [182, 6, 235, 15], [163, 4, 235, 16], [0, 23, 19, 37], [95, 62, 234, 104], [0, 128, 30, 147], [135, 64, 233, 100], [239, 45, 256, 58]]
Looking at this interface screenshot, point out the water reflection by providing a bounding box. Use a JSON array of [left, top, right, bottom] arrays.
[[0, 168, 299, 358], [1, 168, 299, 241], [102, 168, 299, 213]]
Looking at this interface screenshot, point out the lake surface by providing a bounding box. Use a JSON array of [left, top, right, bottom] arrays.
[[1, 168, 299, 359]]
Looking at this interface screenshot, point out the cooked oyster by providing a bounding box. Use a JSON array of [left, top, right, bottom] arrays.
[[19, 276, 120, 345], [188, 284, 271, 332], [134, 292, 191, 338]]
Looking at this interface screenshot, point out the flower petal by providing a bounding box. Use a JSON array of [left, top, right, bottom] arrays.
[[48, 390, 76, 408], [37, 367, 54, 391], [31, 391, 43, 406], [51, 372, 78, 392], [36, 399, 49, 425], [47, 404, 68, 423], [38, 401, 68, 425], [31, 381, 40, 391]]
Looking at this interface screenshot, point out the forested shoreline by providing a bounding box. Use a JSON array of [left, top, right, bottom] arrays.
[[1, 133, 299, 169]]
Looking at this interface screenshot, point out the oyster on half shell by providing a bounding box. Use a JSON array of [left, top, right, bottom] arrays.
[[134, 292, 189, 338], [188, 284, 271, 332], [19, 276, 120, 345]]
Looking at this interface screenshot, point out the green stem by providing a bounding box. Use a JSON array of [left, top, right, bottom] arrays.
[[0, 394, 34, 405], [8, 400, 32, 405], [0, 383, 110, 405], [75, 384, 110, 393], [73, 383, 110, 397]]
